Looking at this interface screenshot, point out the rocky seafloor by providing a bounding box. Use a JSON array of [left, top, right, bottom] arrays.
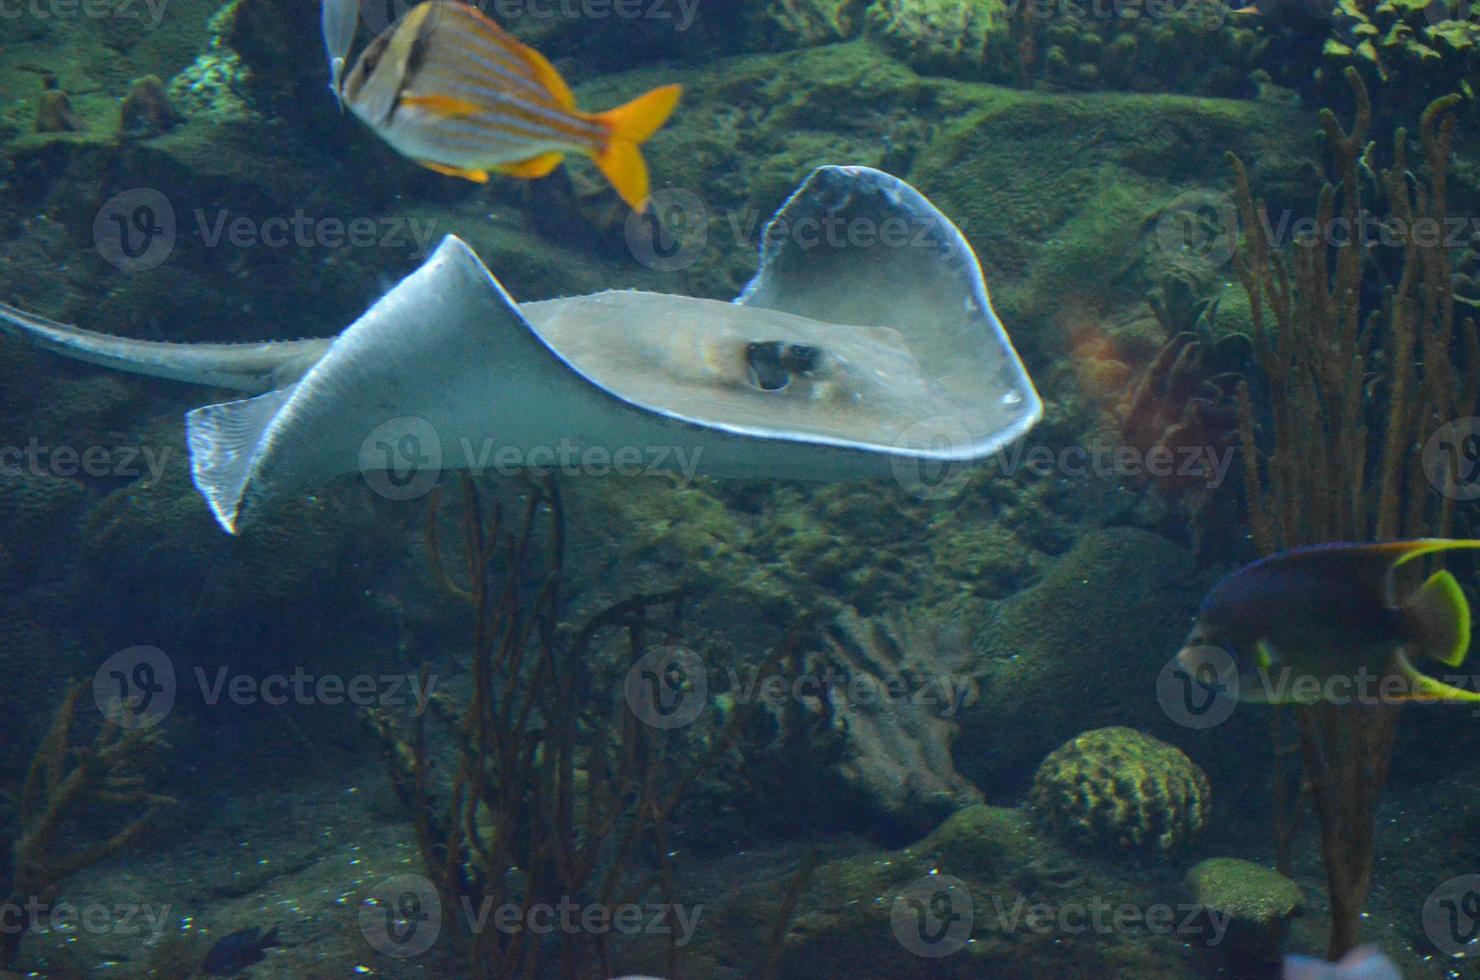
[[2, 0, 1480, 977]]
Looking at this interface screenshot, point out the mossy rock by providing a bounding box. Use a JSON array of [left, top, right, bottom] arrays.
[[1185, 857, 1303, 961], [953, 527, 1205, 787]]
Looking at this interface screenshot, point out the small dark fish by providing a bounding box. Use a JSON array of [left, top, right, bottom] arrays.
[[1177, 539, 1480, 704], [202, 925, 281, 976]]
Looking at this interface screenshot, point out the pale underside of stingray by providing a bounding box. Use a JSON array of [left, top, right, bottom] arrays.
[[0, 166, 1042, 534]]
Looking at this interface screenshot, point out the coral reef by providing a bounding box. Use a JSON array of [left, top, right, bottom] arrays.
[[1185, 858, 1304, 963], [807, 607, 982, 833], [120, 75, 182, 138], [1, 683, 174, 967], [34, 83, 82, 135], [1230, 71, 1475, 956], [1028, 726, 1212, 854], [1316, 0, 1480, 124], [866, 0, 1017, 78], [168, 0, 255, 124], [757, 0, 867, 45]]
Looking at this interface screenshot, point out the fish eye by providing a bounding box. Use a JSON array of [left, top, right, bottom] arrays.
[[746, 341, 790, 392], [783, 344, 821, 376]]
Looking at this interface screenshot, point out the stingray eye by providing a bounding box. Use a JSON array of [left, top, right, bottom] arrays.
[[783, 344, 821, 376], [746, 341, 790, 392]]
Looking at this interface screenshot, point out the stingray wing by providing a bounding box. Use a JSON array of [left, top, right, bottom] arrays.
[[737, 165, 1041, 461]]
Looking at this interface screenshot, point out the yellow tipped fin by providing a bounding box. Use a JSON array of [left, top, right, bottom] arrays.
[[1407, 568, 1472, 667], [495, 152, 565, 180], [402, 94, 483, 119], [592, 83, 683, 211], [420, 161, 490, 182], [1394, 650, 1480, 703]]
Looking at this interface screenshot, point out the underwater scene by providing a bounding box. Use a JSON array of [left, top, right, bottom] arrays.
[[2, 0, 1480, 976]]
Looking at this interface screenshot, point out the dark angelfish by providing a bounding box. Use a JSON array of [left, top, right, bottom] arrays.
[[1177, 539, 1480, 704]]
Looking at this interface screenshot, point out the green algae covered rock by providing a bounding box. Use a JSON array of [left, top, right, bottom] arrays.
[[1185, 857, 1303, 960], [1029, 726, 1211, 854], [953, 527, 1204, 786], [867, 0, 1017, 79]]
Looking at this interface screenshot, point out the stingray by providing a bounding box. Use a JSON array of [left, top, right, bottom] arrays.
[[0, 166, 1041, 534]]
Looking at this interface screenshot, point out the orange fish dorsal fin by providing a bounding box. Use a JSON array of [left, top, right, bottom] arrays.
[[420, 160, 490, 182], [451, 3, 578, 110], [495, 152, 565, 179], [513, 43, 577, 111], [402, 93, 483, 119]]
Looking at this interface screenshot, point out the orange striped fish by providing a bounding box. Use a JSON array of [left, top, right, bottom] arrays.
[[343, 0, 681, 210]]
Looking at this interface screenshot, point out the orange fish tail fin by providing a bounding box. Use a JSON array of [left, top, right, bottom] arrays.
[[593, 84, 683, 211]]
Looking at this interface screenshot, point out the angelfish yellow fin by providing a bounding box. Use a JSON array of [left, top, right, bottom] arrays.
[[420, 161, 490, 183], [1406, 568, 1472, 667], [1393, 649, 1480, 703], [402, 94, 483, 119], [495, 152, 565, 179]]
